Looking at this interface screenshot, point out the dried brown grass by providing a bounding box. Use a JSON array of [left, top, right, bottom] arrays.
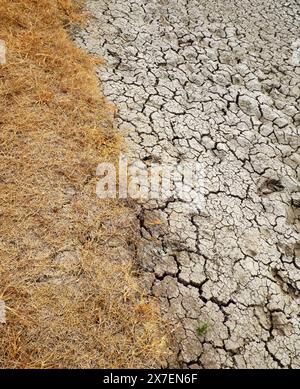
[[0, 0, 168, 368]]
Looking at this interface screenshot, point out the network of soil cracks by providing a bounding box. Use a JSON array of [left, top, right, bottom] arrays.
[[76, 0, 300, 368]]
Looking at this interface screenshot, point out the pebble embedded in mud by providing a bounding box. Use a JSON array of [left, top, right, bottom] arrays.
[[0, 300, 6, 324]]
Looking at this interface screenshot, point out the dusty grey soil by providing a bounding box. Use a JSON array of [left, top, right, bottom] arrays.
[[76, 0, 300, 368]]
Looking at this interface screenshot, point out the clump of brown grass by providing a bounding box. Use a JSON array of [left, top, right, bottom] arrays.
[[0, 0, 168, 368]]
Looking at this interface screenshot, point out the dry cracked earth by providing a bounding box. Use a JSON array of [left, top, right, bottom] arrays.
[[76, 0, 300, 368]]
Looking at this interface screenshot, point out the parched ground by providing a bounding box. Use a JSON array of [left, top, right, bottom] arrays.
[[0, 0, 167, 368], [77, 0, 300, 368]]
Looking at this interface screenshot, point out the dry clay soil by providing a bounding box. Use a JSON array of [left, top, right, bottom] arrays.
[[76, 0, 300, 368]]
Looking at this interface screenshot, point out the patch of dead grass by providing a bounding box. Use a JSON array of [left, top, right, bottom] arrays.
[[0, 0, 168, 368]]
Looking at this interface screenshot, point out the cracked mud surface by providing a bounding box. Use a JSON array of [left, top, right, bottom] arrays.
[[76, 0, 300, 368]]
